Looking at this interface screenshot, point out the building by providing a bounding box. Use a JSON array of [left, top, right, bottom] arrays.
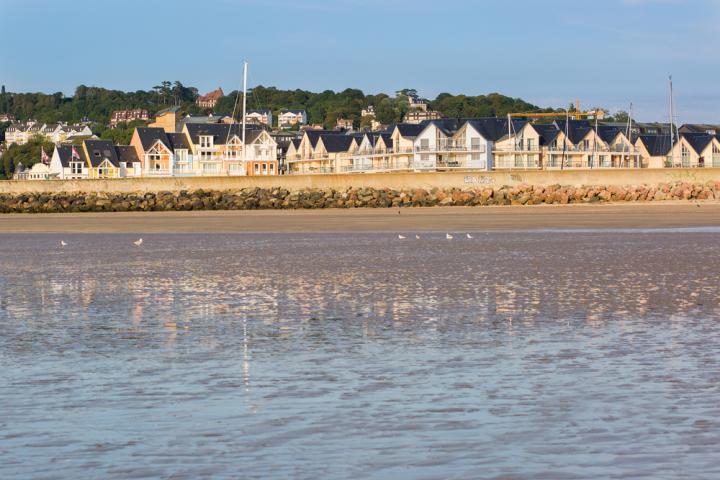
[[0, 113, 16, 123], [13, 162, 52, 180], [4, 121, 92, 145], [130, 127, 176, 176], [245, 109, 273, 126], [635, 135, 672, 168], [336, 118, 354, 130], [407, 95, 428, 112], [361, 106, 375, 118], [82, 139, 122, 178], [670, 132, 720, 168], [49, 144, 89, 179], [110, 109, 149, 126], [196, 87, 224, 109], [278, 109, 307, 128], [148, 106, 182, 133], [403, 110, 444, 124], [678, 124, 720, 135], [182, 123, 277, 176]]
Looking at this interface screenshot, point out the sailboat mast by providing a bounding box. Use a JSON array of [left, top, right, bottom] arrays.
[[242, 61, 248, 164], [669, 75, 675, 164]]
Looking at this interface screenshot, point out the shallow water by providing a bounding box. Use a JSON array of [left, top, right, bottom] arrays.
[[1, 230, 720, 479]]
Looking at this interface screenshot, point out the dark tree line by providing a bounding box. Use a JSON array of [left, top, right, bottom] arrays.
[[1, 81, 562, 130]]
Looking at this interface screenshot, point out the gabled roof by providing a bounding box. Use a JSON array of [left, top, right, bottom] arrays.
[[682, 132, 714, 154], [84, 139, 120, 167], [290, 138, 301, 149], [279, 109, 306, 115], [54, 144, 87, 168], [466, 118, 527, 142], [115, 146, 140, 165], [394, 123, 426, 138], [136, 127, 172, 151], [318, 134, 355, 153], [637, 135, 672, 156], [302, 129, 336, 148], [553, 119, 593, 144], [247, 109, 272, 115], [167, 132, 190, 150], [596, 124, 624, 144], [529, 123, 561, 146]]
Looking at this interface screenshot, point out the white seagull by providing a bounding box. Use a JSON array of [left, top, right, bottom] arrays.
[[398, 234, 406, 240], [415, 234, 421, 240], [133, 238, 143, 246], [446, 233, 454, 240], [466, 233, 474, 239], [60, 240, 67, 247]]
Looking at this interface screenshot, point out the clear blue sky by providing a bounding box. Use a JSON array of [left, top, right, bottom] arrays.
[[2, 0, 719, 122]]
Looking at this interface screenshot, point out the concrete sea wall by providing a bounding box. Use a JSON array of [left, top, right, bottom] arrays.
[[0, 181, 718, 213], [1, 168, 719, 194]]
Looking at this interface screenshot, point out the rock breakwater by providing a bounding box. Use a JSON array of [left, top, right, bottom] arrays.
[[0, 181, 718, 213]]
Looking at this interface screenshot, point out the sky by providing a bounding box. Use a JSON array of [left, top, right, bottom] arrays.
[[2, 0, 719, 122]]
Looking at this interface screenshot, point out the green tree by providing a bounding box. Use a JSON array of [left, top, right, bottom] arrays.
[[1, 136, 55, 179]]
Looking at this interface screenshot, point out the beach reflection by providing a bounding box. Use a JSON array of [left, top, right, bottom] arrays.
[[1, 231, 720, 479]]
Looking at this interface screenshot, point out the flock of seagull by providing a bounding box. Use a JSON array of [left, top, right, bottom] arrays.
[[398, 233, 473, 240]]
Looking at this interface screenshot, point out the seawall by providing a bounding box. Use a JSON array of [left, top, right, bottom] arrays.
[[1, 168, 718, 194], [0, 181, 718, 214]]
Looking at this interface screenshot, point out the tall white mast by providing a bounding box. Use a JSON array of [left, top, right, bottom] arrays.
[[242, 61, 248, 164], [669, 75, 676, 165]]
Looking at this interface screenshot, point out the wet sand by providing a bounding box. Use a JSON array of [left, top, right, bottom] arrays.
[[1, 201, 720, 233]]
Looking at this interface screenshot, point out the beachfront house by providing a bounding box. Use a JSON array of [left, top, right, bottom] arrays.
[[49, 144, 90, 179], [82, 140, 122, 179], [669, 133, 720, 168], [635, 135, 673, 168]]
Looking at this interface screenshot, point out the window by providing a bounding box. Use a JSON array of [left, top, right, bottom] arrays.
[[262, 163, 267, 173], [254, 163, 259, 174], [70, 162, 83, 175], [600, 155, 608, 167], [420, 139, 429, 151], [200, 136, 213, 148], [270, 164, 275, 174], [713, 143, 720, 168], [582, 140, 590, 151], [681, 144, 691, 167], [526, 138, 535, 151], [471, 137, 482, 151]]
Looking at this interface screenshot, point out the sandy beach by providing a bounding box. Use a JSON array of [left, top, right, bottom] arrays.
[[1, 201, 720, 233]]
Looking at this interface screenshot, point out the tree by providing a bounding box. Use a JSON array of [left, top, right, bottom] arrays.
[[0, 136, 55, 179]]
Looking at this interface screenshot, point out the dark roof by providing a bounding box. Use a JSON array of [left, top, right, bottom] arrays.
[[638, 135, 672, 156], [319, 134, 355, 153], [596, 124, 624, 144], [184, 123, 263, 145], [530, 124, 561, 146], [679, 124, 720, 134], [379, 133, 393, 148], [84, 140, 120, 167], [136, 127, 172, 151], [115, 146, 140, 164], [54, 144, 87, 168], [554, 119, 593, 144], [167, 132, 190, 150], [303, 129, 336, 148], [394, 123, 426, 137], [682, 132, 714, 154], [466, 118, 527, 142], [290, 138, 301, 149]]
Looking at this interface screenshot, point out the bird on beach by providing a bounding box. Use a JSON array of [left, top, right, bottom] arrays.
[[466, 233, 474, 239], [446, 233, 454, 240], [415, 234, 421, 240], [133, 238, 143, 246], [398, 234, 406, 240], [60, 240, 67, 247]]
